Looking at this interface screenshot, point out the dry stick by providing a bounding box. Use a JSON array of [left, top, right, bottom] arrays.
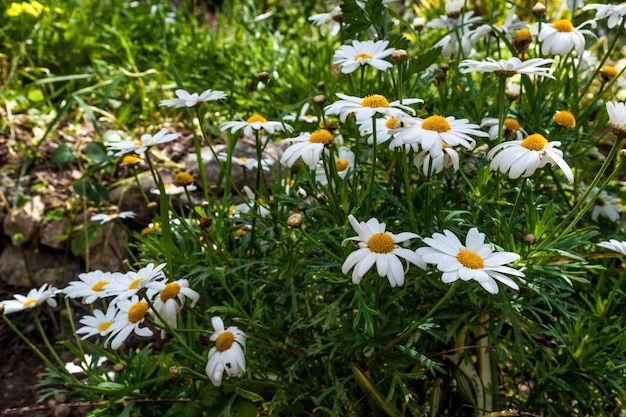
[[0, 397, 198, 415]]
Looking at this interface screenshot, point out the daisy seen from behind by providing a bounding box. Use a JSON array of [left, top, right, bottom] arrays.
[[324, 93, 422, 123], [107, 128, 180, 157], [606, 101, 626, 137], [417, 228, 524, 294], [1, 283, 59, 314], [90, 211, 136, 225], [597, 239, 626, 255], [308, 6, 342, 36], [583, 3, 626, 29], [206, 316, 246, 387], [159, 88, 226, 108], [342, 215, 425, 287], [220, 114, 293, 138], [488, 133, 574, 183], [333, 39, 395, 74]]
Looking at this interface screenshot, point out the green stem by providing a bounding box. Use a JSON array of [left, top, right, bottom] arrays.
[[366, 116, 378, 214], [32, 310, 66, 369], [3, 314, 60, 371]]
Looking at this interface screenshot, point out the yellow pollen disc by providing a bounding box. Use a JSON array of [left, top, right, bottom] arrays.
[[553, 19, 573, 32], [128, 278, 144, 290], [91, 281, 109, 292], [122, 155, 141, 165], [284, 178, 295, 185], [164, 184, 171, 189], [215, 331, 235, 352], [247, 114, 267, 123], [367, 233, 395, 254], [494, 22, 503, 27], [456, 250, 485, 269], [503, 118, 520, 131], [23, 299, 37, 307], [308, 129, 333, 144], [133, 140, 143, 146], [174, 172, 194, 186], [514, 29, 532, 42], [98, 321, 113, 332], [600, 66, 618, 79], [422, 115, 451, 133], [160, 283, 181, 302], [521, 134, 548, 151], [385, 117, 400, 129], [128, 301, 149, 323], [354, 52, 373, 61], [336, 159, 349, 171], [360, 95, 390, 108], [595, 197, 606, 207], [235, 228, 247, 236], [239, 157, 249, 162], [442, 142, 449, 149], [554, 111, 576, 128]]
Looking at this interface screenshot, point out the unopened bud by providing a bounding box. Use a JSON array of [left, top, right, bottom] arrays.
[[147, 201, 158, 210], [113, 363, 125, 372], [257, 71, 270, 82], [169, 366, 181, 378], [391, 49, 408, 64], [199, 217, 212, 230], [525, 234, 537, 245], [313, 95, 327, 106], [287, 213, 303, 228], [316, 81, 326, 90], [532, 2, 546, 16], [413, 17, 426, 31]]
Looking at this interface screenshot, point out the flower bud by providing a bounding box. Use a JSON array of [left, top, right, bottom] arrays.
[[169, 366, 181, 378], [316, 81, 326, 90], [413, 17, 426, 31], [391, 49, 408, 64], [525, 234, 537, 245], [257, 71, 270, 82], [287, 213, 303, 228], [313, 95, 327, 106], [532, 2, 546, 16]]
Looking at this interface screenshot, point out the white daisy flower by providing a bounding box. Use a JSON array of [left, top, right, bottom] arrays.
[[416, 228, 524, 294], [107, 128, 180, 157], [106, 263, 167, 304], [358, 114, 409, 145], [583, 3, 626, 29], [588, 188, 621, 222], [150, 183, 197, 196], [597, 239, 626, 255], [308, 6, 342, 36], [233, 186, 270, 218], [469, 7, 528, 43], [480, 117, 526, 141], [159, 88, 226, 108], [217, 152, 273, 171], [389, 115, 486, 158], [64, 270, 123, 304], [341, 214, 425, 287], [90, 211, 136, 224], [145, 279, 199, 335], [324, 93, 422, 123], [488, 134, 574, 183], [64, 354, 107, 375], [107, 296, 154, 350], [220, 114, 293, 138], [206, 316, 246, 387], [1, 284, 59, 314], [315, 146, 355, 185], [536, 19, 596, 55], [414, 144, 460, 175], [283, 103, 319, 124], [280, 129, 334, 169], [427, 9, 483, 58], [606, 101, 626, 137], [76, 307, 119, 340], [459, 57, 555, 79], [333, 40, 395, 74]]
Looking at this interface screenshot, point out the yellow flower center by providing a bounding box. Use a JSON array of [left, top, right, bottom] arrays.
[[367, 233, 395, 254], [595, 197, 606, 207], [336, 159, 349, 171], [360, 95, 389, 108], [91, 281, 109, 292], [236, 228, 247, 236], [422, 115, 451, 133], [554, 111, 576, 128], [600, 66, 618, 81], [97, 321, 113, 332], [215, 331, 235, 352], [385, 117, 400, 129], [121, 155, 141, 165], [164, 184, 172, 190], [133, 140, 143, 147], [354, 52, 373, 61], [160, 283, 181, 302], [309, 129, 333, 144], [521, 134, 548, 151], [553, 20, 574, 32], [128, 301, 149, 323], [456, 250, 485, 269], [128, 278, 144, 290], [246, 114, 267, 124], [174, 172, 194, 186], [514, 29, 532, 43], [239, 157, 249, 162], [503, 118, 520, 131], [23, 299, 37, 308]]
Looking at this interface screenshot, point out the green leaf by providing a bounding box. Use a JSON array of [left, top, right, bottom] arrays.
[[73, 177, 109, 202], [85, 141, 109, 164], [51, 143, 76, 164], [234, 386, 264, 402], [230, 400, 259, 417]]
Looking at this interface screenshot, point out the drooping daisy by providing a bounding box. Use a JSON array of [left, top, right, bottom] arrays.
[[606, 101, 626, 137], [107, 128, 180, 157], [389, 115, 487, 158], [159, 88, 226, 108], [106, 263, 167, 304], [536, 19, 596, 55], [90, 211, 136, 225], [145, 279, 199, 335], [597, 239, 626, 255], [315, 146, 355, 185], [150, 183, 198, 196], [64, 270, 123, 304], [333, 40, 395, 74], [416, 228, 524, 294], [488, 134, 574, 183], [341, 215, 425, 287], [206, 316, 246, 387], [414, 143, 460, 175], [459, 57, 555, 79], [283, 103, 319, 124], [325, 93, 422, 123], [308, 6, 342, 36], [481, 117, 526, 141], [106, 295, 154, 350], [588, 188, 621, 222], [280, 129, 334, 169], [76, 307, 119, 341], [583, 3, 626, 29], [217, 152, 273, 171], [220, 114, 293, 138], [1, 284, 59, 314]]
